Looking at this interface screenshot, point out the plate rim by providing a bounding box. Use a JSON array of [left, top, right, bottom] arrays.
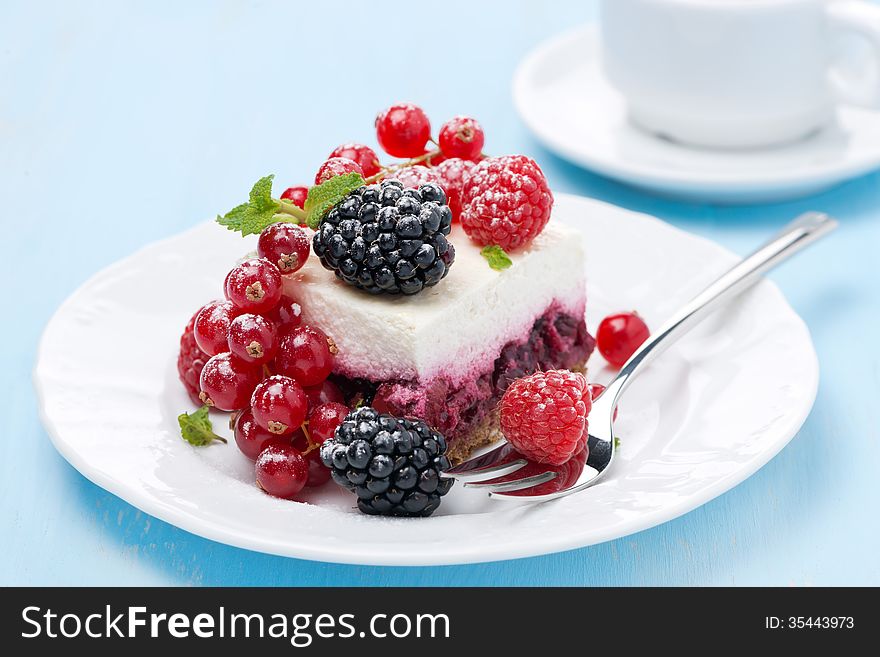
[[512, 24, 880, 195], [33, 194, 820, 565]]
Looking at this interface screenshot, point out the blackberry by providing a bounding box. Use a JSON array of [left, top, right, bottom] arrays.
[[319, 406, 454, 517], [312, 179, 455, 295]]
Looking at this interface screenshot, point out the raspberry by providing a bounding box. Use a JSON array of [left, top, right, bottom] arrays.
[[388, 164, 439, 189], [315, 157, 364, 185], [459, 155, 553, 250], [177, 310, 209, 406], [438, 116, 484, 161], [328, 143, 381, 178], [375, 103, 431, 158], [499, 369, 592, 465], [433, 158, 475, 222]]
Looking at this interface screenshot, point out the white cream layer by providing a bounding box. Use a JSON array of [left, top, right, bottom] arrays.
[[283, 220, 586, 384]]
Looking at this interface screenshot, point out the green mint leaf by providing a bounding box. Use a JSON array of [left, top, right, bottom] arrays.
[[614, 436, 621, 449], [178, 405, 227, 446], [304, 172, 365, 229], [216, 174, 282, 236], [480, 245, 513, 271]]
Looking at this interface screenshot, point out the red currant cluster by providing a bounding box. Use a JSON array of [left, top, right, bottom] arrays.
[[275, 103, 485, 227], [177, 222, 351, 500]]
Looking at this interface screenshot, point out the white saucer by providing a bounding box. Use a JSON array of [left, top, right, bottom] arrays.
[[513, 25, 880, 203], [34, 194, 818, 565]]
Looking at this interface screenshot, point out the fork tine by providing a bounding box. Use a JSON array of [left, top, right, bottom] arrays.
[[488, 470, 601, 502], [442, 441, 510, 474], [443, 458, 529, 481], [463, 470, 557, 492]]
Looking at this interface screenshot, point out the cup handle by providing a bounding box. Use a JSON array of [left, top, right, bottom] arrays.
[[827, 0, 880, 108]]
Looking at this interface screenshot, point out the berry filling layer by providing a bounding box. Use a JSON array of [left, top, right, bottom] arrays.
[[330, 304, 595, 450]]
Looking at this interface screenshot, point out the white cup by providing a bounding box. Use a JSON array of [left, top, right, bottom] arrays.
[[599, 0, 880, 149]]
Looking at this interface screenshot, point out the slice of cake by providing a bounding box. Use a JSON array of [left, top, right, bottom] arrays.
[[285, 221, 594, 462]]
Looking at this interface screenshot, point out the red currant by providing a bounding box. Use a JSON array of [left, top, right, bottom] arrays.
[[250, 374, 308, 435], [328, 143, 381, 178], [290, 434, 331, 487], [255, 442, 308, 499], [596, 311, 650, 368], [234, 408, 287, 460], [303, 379, 345, 410], [314, 157, 364, 185], [304, 454, 330, 487], [193, 300, 239, 356], [438, 116, 484, 161], [280, 185, 308, 209], [375, 103, 431, 158], [257, 222, 310, 275], [307, 402, 350, 445], [588, 383, 619, 420], [265, 295, 303, 329], [273, 325, 337, 386], [227, 313, 277, 365], [224, 258, 283, 314], [198, 352, 262, 411]]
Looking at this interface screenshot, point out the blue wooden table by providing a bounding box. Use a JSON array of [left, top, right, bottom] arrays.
[[2, 0, 878, 586]]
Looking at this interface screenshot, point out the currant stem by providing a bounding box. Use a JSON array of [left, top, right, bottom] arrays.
[[276, 199, 308, 221], [364, 149, 443, 184]]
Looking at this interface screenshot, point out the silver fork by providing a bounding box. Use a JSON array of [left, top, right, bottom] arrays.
[[444, 212, 837, 501]]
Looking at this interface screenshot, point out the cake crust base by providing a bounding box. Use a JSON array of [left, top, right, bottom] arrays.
[[445, 360, 588, 465]]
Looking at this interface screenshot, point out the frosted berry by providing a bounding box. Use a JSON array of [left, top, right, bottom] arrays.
[[291, 433, 331, 487], [596, 312, 650, 368], [193, 300, 239, 356], [280, 186, 308, 209], [250, 374, 308, 436], [265, 295, 303, 329], [178, 310, 209, 406], [433, 157, 476, 222], [315, 157, 364, 185], [499, 369, 592, 465], [273, 325, 337, 386], [234, 408, 287, 460], [255, 442, 308, 499], [389, 164, 440, 189], [307, 402, 350, 445], [375, 103, 431, 158], [224, 258, 283, 314], [257, 222, 310, 274], [227, 313, 277, 365], [438, 116, 484, 161], [198, 352, 262, 411], [329, 143, 381, 178], [460, 155, 553, 250], [303, 379, 345, 410]]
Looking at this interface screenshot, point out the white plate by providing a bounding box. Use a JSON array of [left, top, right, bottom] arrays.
[[34, 194, 818, 565], [513, 25, 880, 203]]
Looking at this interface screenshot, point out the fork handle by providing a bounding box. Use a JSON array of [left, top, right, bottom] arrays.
[[599, 212, 837, 407]]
